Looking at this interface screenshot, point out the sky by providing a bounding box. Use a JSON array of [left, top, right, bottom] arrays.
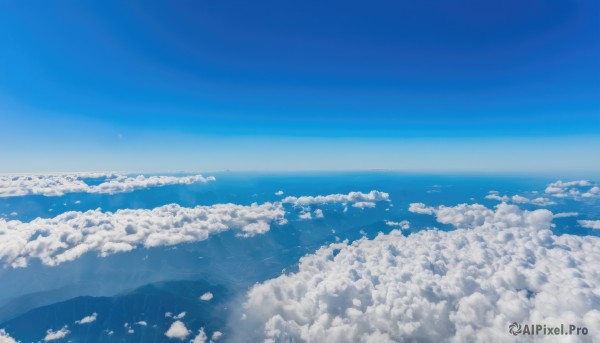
[[0, 0, 598, 173]]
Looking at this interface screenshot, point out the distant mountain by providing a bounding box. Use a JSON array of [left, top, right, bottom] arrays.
[[0, 280, 229, 342]]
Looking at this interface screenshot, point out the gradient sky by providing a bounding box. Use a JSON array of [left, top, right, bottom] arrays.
[[0, 0, 599, 173]]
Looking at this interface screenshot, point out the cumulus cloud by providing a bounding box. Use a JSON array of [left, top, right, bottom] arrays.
[[75, 312, 97, 325], [44, 327, 70, 342], [0, 202, 286, 268], [240, 202, 600, 342], [192, 328, 208, 343], [485, 191, 555, 206], [384, 220, 410, 230], [165, 321, 190, 340], [200, 292, 214, 301], [578, 220, 600, 230], [282, 191, 389, 208], [0, 173, 215, 197], [545, 180, 599, 199], [192, 328, 223, 343], [0, 329, 18, 343], [135, 321, 147, 326], [275, 191, 284, 196]]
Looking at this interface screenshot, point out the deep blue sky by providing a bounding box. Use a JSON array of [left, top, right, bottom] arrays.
[[0, 0, 598, 173]]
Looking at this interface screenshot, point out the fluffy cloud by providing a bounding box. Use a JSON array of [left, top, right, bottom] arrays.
[[578, 220, 600, 230], [545, 180, 599, 199], [0, 202, 286, 268], [192, 328, 223, 343], [240, 202, 600, 342], [0, 173, 215, 197], [275, 191, 284, 196], [282, 191, 389, 208], [44, 327, 70, 342], [165, 321, 190, 340], [0, 329, 18, 343], [485, 191, 555, 206], [385, 220, 410, 230], [200, 292, 214, 301], [192, 328, 208, 343], [75, 312, 97, 325]]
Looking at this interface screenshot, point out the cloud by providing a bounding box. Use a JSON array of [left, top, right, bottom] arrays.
[[275, 191, 284, 196], [239, 203, 600, 342], [0, 173, 215, 197], [0, 202, 286, 268], [211, 331, 223, 341], [578, 220, 600, 229], [192, 328, 208, 343], [135, 321, 148, 326], [384, 220, 410, 230], [165, 321, 190, 340], [192, 328, 223, 343], [282, 191, 389, 207], [553, 212, 579, 218], [545, 180, 599, 199], [75, 312, 97, 325], [0, 329, 18, 343], [173, 312, 186, 320], [485, 191, 555, 206], [314, 209, 324, 218], [44, 327, 70, 342], [351, 202, 376, 209], [200, 292, 214, 301]]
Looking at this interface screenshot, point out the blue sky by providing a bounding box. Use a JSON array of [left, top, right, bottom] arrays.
[[0, 0, 598, 173]]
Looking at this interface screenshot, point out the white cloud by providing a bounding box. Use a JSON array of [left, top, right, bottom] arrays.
[[173, 312, 186, 320], [0, 202, 286, 268], [553, 212, 579, 218], [351, 202, 375, 209], [275, 191, 284, 196], [485, 191, 555, 206], [192, 328, 207, 343], [282, 191, 389, 207], [75, 312, 97, 325], [578, 220, 600, 229], [0, 329, 18, 343], [211, 331, 223, 341], [44, 326, 70, 342], [407, 202, 433, 215], [298, 212, 313, 220], [135, 321, 147, 326], [545, 180, 599, 199], [240, 203, 600, 342], [200, 292, 214, 301], [0, 173, 215, 197], [165, 320, 190, 340], [385, 220, 410, 230], [314, 209, 324, 219]]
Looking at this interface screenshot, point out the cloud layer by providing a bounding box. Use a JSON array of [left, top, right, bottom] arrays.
[[485, 191, 555, 206], [545, 180, 599, 199], [0, 173, 215, 197], [240, 203, 600, 342], [282, 191, 390, 208], [0, 202, 286, 268]]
